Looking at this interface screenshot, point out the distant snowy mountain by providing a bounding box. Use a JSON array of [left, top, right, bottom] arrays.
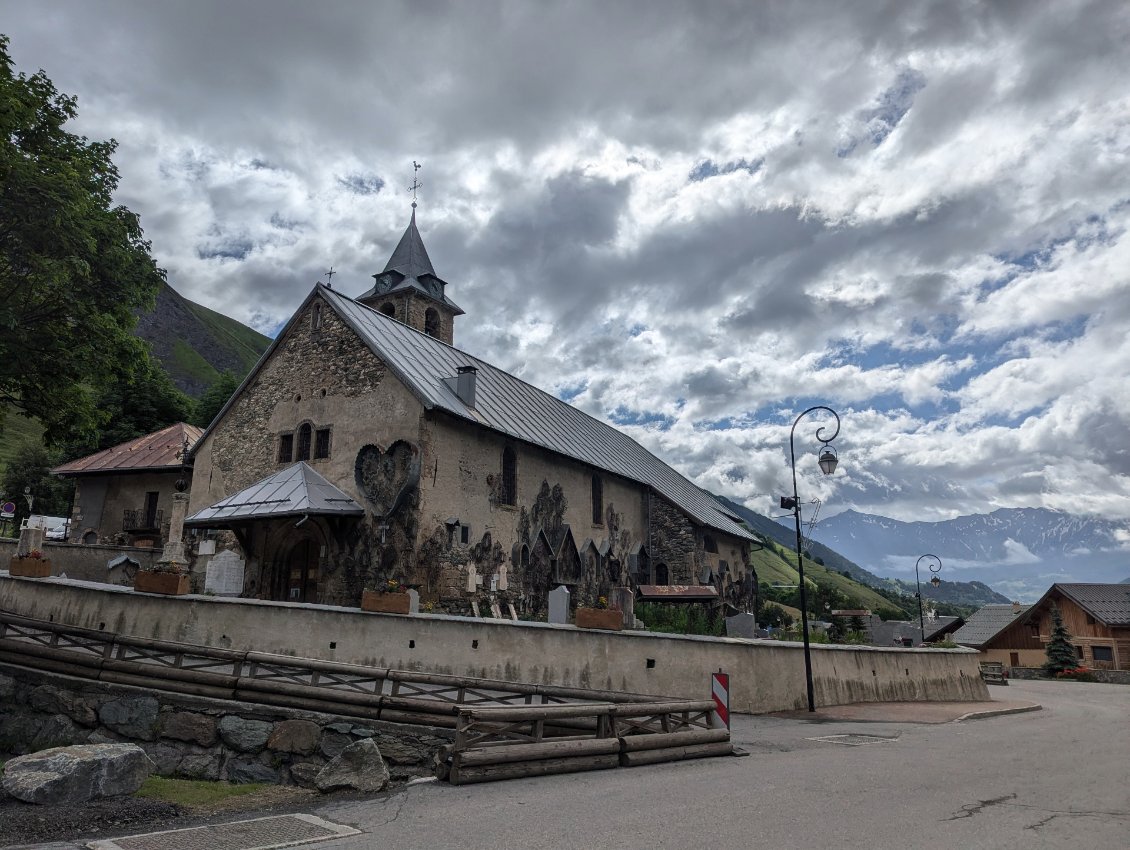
[[811, 508, 1130, 602]]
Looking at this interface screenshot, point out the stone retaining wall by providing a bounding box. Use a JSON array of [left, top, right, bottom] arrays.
[[0, 665, 449, 787], [1008, 666, 1130, 685]]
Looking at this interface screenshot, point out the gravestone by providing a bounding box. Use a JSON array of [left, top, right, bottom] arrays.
[[548, 585, 570, 625], [489, 598, 502, 619], [204, 550, 246, 596], [726, 612, 758, 639], [407, 588, 420, 614], [613, 587, 634, 629]]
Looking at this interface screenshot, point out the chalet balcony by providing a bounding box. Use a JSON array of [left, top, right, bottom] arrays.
[[123, 508, 164, 533]]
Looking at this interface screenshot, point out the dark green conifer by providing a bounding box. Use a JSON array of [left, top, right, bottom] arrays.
[[1043, 603, 1077, 676]]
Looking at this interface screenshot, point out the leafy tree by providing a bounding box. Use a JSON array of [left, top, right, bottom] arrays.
[[192, 369, 239, 428], [0, 35, 165, 447], [1043, 603, 1078, 676], [1, 442, 73, 525], [57, 355, 192, 461]]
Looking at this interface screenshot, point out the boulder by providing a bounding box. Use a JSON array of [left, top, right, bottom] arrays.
[[218, 716, 273, 752], [226, 758, 279, 784], [375, 735, 424, 765], [159, 712, 217, 747], [98, 696, 159, 740], [267, 719, 320, 755], [318, 729, 352, 759], [315, 739, 389, 793], [177, 753, 221, 781], [28, 684, 99, 726], [1, 744, 151, 804], [31, 714, 88, 752], [288, 762, 322, 788]]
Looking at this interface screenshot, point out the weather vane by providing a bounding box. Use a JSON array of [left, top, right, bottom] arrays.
[[409, 161, 422, 208], [324, 266, 336, 289]]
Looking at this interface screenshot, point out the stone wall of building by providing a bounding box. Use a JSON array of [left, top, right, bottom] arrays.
[[72, 470, 185, 547], [414, 411, 649, 615], [190, 296, 427, 606], [0, 665, 448, 787]]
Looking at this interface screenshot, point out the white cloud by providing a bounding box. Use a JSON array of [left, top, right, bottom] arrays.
[[3, 0, 1130, 536]]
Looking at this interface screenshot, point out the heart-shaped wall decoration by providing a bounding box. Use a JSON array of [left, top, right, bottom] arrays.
[[354, 441, 421, 517]]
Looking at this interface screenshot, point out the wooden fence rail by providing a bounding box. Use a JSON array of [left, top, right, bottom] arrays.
[[0, 612, 665, 724], [440, 698, 734, 784], [0, 611, 735, 783]]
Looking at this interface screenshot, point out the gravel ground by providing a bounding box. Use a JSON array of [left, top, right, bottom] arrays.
[[0, 784, 321, 848]]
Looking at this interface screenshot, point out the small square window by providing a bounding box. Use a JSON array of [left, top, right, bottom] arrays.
[[1085, 613, 1096, 626], [1093, 645, 1113, 662], [278, 434, 294, 463], [314, 428, 331, 459]]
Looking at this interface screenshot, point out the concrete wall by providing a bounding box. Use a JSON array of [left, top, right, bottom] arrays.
[[0, 577, 989, 713], [0, 538, 160, 583]]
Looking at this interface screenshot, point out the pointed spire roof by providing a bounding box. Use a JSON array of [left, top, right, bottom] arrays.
[[382, 207, 436, 279]]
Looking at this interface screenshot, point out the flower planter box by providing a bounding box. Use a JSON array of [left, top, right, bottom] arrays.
[[8, 557, 52, 578], [575, 607, 623, 631], [361, 591, 411, 615], [134, 570, 191, 596]]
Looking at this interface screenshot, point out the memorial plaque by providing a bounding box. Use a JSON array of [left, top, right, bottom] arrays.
[[204, 550, 245, 596]]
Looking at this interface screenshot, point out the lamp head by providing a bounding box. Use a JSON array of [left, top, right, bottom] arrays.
[[930, 575, 941, 588], [818, 445, 839, 476]]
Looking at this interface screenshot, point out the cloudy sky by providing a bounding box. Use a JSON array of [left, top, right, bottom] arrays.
[[5, 1, 1130, 541]]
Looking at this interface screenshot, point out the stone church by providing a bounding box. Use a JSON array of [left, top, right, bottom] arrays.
[[185, 209, 758, 617]]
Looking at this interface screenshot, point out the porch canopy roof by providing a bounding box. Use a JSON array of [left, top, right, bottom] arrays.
[[185, 462, 364, 528]]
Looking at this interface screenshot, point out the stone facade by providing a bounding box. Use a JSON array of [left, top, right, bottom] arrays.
[[69, 470, 185, 547], [0, 665, 448, 787]]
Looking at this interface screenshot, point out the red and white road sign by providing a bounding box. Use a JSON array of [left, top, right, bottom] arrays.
[[711, 671, 730, 728]]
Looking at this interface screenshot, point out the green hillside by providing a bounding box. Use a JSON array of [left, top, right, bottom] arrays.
[[747, 535, 913, 619], [135, 282, 271, 398], [0, 404, 45, 472]]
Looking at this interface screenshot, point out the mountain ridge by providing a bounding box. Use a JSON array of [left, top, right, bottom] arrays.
[[134, 282, 271, 398]]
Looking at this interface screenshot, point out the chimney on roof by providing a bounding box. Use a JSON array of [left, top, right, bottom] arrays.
[[1012, 601, 1022, 614], [455, 366, 477, 408]]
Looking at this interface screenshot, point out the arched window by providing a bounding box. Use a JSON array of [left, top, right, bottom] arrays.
[[379, 302, 395, 317], [424, 307, 440, 338], [591, 474, 603, 525], [655, 562, 669, 585], [500, 446, 517, 506], [296, 423, 312, 461]]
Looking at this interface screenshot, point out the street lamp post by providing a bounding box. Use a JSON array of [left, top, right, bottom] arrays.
[[781, 406, 841, 713], [914, 554, 943, 645]]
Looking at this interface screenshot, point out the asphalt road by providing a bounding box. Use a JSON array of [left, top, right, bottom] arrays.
[[305, 679, 1129, 850], [26, 680, 1128, 850]]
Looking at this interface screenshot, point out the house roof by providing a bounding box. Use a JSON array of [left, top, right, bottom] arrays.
[[53, 423, 203, 476], [1045, 584, 1130, 627], [871, 616, 962, 646], [319, 285, 756, 542], [184, 462, 364, 527], [952, 604, 1030, 648]]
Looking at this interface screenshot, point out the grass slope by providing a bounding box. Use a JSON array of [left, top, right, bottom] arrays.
[[0, 404, 45, 475]]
